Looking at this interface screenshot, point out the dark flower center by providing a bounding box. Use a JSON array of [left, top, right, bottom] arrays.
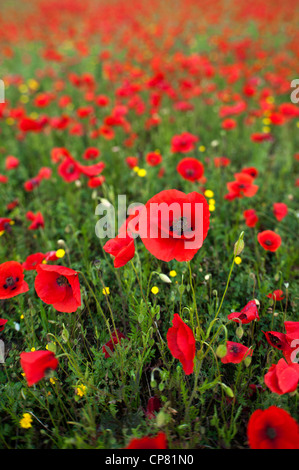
[[239, 313, 247, 320], [3, 276, 19, 291], [266, 427, 277, 440], [169, 217, 193, 235], [265, 240, 272, 246], [56, 275, 70, 287], [268, 333, 283, 349], [231, 345, 239, 354], [66, 164, 75, 174], [185, 169, 195, 176]]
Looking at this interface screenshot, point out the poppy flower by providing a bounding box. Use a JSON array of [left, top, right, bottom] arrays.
[[273, 203, 288, 221], [214, 157, 231, 168], [0, 218, 14, 235], [263, 331, 288, 351], [243, 209, 258, 227], [24, 177, 41, 192], [103, 234, 135, 268], [126, 432, 167, 449], [257, 230, 281, 252], [247, 406, 299, 449], [35, 264, 81, 313], [146, 151, 162, 167], [145, 396, 161, 419], [20, 350, 59, 387], [227, 173, 258, 199], [222, 118, 236, 130], [264, 358, 299, 395], [0, 318, 8, 332], [5, 155, 20, 170], [221, 341, 252, 364], [87, 176, 105, 188], [251, 132, 273, 143], [241, 167, 258, 179], [125, 156, 138, 169], [177, 158, 204, 182], [102, 330, 126, 358], [0, 174, 8, 183], [167, 314, 196, 375], [267, 290, 284, 301], [26, 211, 44, 230], [83, 147, 100, 160], [139, 189, 210, 262], [171, 132, 198, 153], [227, 300, 260, 324], [22, 253, 46, 271], [58, 158, 81, 183], [284, 321, 299, 342], [0, 261, 29, 299]]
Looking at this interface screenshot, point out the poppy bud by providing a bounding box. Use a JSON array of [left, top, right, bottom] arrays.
[[236, 326, 244, 339], [158, 273, 172, 284], [216, 344, 227, 358], [234, 237, 245, 256]]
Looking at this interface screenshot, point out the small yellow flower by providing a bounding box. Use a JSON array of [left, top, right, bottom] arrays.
[[20, 95, 29, 104], [42, 259, 47, 264], [266, 96, 274, 104], [102, 287, 110, 296], [18, 84, 28, 93], [262, 126, 271, 133], [199, 145, 206, 152], [235, 256, 242, 265], [209, 205, 216, 212], [137, 169, 147, 177], [133, 166, 139, 172], [5, 117, 15, 126], [29, 112, 39, 120], [20, 314, 24, 320], [50, 377, 56, 385], [55, 249, 65, 259], [296, 122, 299, 128], [169, 270, 177, 277], [204, 189, 214, 198], [76, 384, 87, 397], [262, 117, 271, 125], [20, 413, 33, 429], [27, 79, 39, 90], [151, 286, 159, 295], [31, 347, 36, 352], [209, 198, 216, 205]]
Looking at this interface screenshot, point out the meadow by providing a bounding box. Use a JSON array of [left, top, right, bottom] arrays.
[[0, 0, 299, 450]]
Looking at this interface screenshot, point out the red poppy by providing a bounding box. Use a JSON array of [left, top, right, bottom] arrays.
[[23, 253, 46, 271], [167, 314, 195, 375], [284, 321, 299, 342], [247, 406, 299, 449], [0, 174, 8, 183], [214, 157, 231, 168], [58, 158, 81, 183], [146, 151, 162, 167], [251, 132, 273, 143], [243, 209, 258, 227], [227, 300, 260, 324], [125, 156, 138, 169], [264, 358, 299, 395], [102, 330, 126, 358], [145, 396, 161, 419], [24, 177, 41, 192], [26, 211, 44, 230], [87, 176, 105, 188], [35, 265, 81, 313], [103, 234, 135, 268], [273, 203, 288, 221], [221, 341, 252, 364], [263, 331, 288, 351], [83, 147, 100, 160], [267, 289, 284, 301], [241, 167, 258, 179], [0, 218, 14, 235], [0, 318, 8, 332], [126, 432, 167, 449], [222, 118, 236, 130], [38, 167, 52, 180], [139, 189, 210, 262], [5, 155, 20, 170], [177, 158, 204, 182], [257, 230, 281, 252], [20, 350, 59, 387], [171, 132, 198, 153], [227, 173, 258, 199], [0, 261, 29, 299]]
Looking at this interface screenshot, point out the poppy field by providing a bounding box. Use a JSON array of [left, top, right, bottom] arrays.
[[1, 0, 299, 451]]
